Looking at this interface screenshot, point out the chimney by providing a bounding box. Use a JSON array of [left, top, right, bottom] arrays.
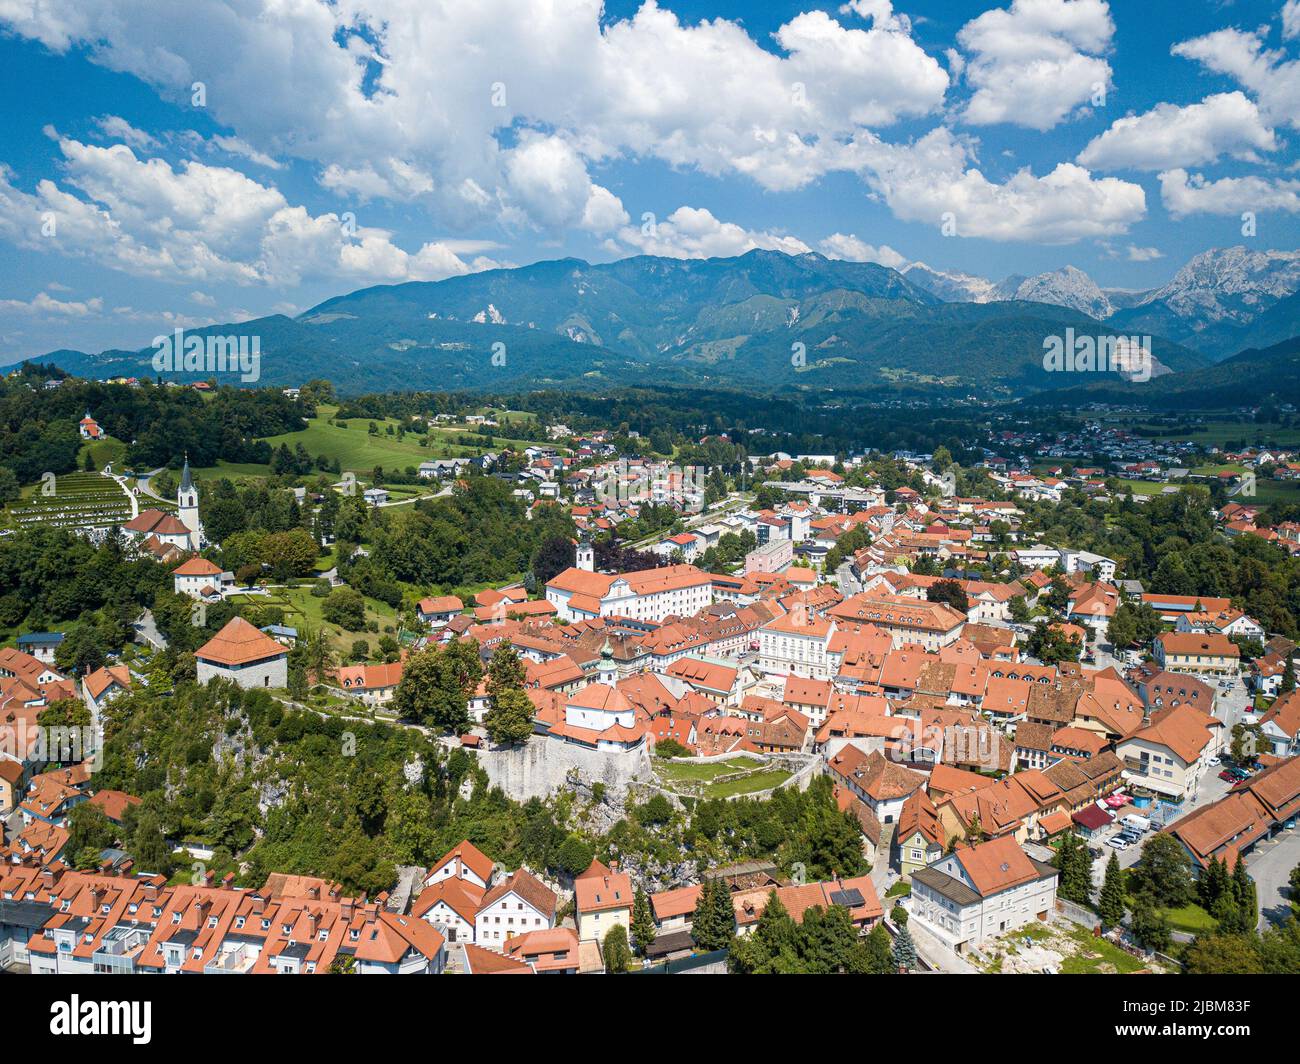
[[202, 869, 215, 888], [307, 884, 320, 900], [142, 882, 158, 902], [220, 872, 235, 890], [341, 899, 354, 921], [250, 893, 265, 914]]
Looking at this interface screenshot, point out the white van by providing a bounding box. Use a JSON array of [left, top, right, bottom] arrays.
[[1122, 814, 1152, 833]]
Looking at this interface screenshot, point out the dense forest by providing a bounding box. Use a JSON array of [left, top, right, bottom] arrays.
[[0, 364, 307, 481]]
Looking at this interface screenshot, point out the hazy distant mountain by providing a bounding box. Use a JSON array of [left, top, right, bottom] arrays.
[[903, 262, 1109, 316], [900, 262, 1003, 304], [40, 249, 1211, 396], [904, 247, 1300, 360]]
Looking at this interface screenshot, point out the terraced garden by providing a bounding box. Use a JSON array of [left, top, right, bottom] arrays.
[[7, 471, 133, 531]]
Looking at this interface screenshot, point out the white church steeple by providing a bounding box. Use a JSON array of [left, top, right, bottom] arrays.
[[177, 455, 203, 550]]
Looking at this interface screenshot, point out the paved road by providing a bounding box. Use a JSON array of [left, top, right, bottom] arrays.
[[137, 467, 169, 504], [836, 561, 862, 597], [1245, 825, 1300, 929]]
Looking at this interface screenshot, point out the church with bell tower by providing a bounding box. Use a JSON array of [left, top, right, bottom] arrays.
[[177, 456, 205, 551]]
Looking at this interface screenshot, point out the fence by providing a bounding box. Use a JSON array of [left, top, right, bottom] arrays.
[[631, 949, 729, 975]]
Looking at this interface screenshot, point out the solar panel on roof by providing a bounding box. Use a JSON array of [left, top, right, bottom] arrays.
[[828, 888, 864, 908]]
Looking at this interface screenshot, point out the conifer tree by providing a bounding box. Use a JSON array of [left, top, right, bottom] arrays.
[[1098, 852, 1127, 928], [891, 925, 918, 972], [631, 886, 656, 956]]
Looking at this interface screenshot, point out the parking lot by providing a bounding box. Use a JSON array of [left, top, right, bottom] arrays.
[[1090, 770, 1237, 884], [1245, 822, 1300, 929]]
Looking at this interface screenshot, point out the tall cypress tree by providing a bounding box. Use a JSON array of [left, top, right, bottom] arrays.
[[1098, 852, 1127, 928], [631, 886, 657, 956]]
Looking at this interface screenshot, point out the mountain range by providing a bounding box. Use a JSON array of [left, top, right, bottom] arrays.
[[902, 247, 1300, 359], [36, 246, 1300, 400]]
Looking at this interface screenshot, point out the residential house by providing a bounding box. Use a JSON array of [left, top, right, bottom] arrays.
[[908, 835, 1058, 953]]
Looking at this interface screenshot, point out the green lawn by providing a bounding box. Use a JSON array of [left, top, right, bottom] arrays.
[[655, 756, 765, 784], [77, 435, 128, 471], [703, 769, 793, 798], [1156, 902, 1217, 935], [1117, 479, 1169, 497], [1246, 480, 1300, 506]]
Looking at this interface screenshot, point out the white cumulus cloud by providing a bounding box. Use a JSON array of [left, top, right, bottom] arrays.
[[1077, 92, 1276, 171], [956, 0, 1114, 131]]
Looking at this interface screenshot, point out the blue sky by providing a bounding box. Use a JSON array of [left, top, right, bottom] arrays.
[[0, 0, 1297, 365]]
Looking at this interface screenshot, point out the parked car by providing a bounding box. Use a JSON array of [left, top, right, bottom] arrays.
[[1208, 756, 1221, 766], [1219, 769, 1239, 781], [1107, 836, 1131, 850], [1122, 814, 1152, 833]]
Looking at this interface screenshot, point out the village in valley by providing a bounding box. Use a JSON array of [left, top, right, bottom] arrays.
[[2, 374, 1299, 978], [3, 1, 1300, 1018]]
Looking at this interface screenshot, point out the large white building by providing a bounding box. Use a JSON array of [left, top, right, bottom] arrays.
[[758, 610, 834, 679], [909, 836, 1058, 954], [545, 560, 713, 623]]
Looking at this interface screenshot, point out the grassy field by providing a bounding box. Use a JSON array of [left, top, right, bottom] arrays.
[[1117, 479, 1170, 497], [277, 405, 548, 466], [77, 436, 128, 471], [1056, 923, 1151, 974], [1245, 480, 1300, 506], [193, 404, 553, 481], [1095, 414, 1300, 450]]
